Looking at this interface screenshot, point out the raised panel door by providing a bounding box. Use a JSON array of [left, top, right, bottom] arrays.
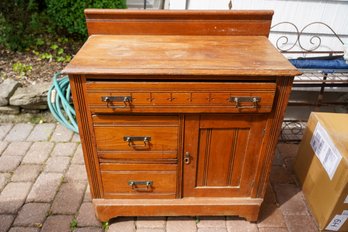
[[183, 114, 267, 197]]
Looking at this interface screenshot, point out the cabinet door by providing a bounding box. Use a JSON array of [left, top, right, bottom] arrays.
[[183, 114, 267, 197]]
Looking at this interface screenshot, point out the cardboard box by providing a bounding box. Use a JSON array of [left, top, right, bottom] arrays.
[[294, 112, 348, 231]]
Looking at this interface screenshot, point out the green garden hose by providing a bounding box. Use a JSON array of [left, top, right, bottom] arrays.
[[47, 72, 78, 133]]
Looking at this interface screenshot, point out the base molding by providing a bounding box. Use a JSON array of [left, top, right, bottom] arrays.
[[93, 197, 263, 222]]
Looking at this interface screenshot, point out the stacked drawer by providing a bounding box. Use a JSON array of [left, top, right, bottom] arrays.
[[92, 115, 180, 199]]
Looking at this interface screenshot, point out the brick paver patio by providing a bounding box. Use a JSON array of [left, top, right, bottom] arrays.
[[0, 123, 318, 232]]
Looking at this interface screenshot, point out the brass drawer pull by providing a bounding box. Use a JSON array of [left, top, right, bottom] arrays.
[[124, 136, 151, 148], [128, 180, 153, 191], [230, 96, 260, 109], [101, 96, 132, 109]]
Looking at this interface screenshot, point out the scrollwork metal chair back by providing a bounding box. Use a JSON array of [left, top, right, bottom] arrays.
[[271, 22, 344, 55]]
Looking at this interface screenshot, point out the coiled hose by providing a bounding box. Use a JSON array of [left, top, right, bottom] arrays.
[[47, 73, 78, 133]]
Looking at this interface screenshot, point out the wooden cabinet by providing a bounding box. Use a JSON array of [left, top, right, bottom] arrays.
[[63, 10, 300, 222]]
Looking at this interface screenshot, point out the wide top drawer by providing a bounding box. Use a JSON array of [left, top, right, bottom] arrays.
[[86, 82, 276, 113]]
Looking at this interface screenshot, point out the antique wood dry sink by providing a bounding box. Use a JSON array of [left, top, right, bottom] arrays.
[[62, 10, 300, 222]]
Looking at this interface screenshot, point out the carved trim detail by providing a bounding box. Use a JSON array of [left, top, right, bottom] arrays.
[[70, 75, 102, 198], [255, 77, 294, 198]]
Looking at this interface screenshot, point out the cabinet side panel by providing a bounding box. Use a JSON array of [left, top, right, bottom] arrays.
[[254, 77, 294, 198], [69, 75, 102, 198]]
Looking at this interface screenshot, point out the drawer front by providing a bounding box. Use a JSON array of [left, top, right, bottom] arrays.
[[100, 163, 177, 199], [86, 82, 276, 113], [93, 115, 179, 161]]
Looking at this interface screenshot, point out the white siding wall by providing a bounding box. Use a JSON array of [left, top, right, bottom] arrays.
[[168, 0, 348, 58], [167, 0, 187, 9], [186, 0, 230, 10]]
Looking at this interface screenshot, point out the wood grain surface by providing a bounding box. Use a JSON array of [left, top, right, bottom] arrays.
[[86, 81, 276, 113], [84, 9, 273, 37], [63, 35, 300, 76], [183, 114, 267, 198], [100, 163, 177, 199]]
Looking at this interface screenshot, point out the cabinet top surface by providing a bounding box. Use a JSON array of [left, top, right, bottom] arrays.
[[63, 35, 300, 77]]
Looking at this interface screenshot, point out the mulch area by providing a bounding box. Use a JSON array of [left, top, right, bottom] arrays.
[[0, 39, 82, 87], [0, 49, 65, 86]]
